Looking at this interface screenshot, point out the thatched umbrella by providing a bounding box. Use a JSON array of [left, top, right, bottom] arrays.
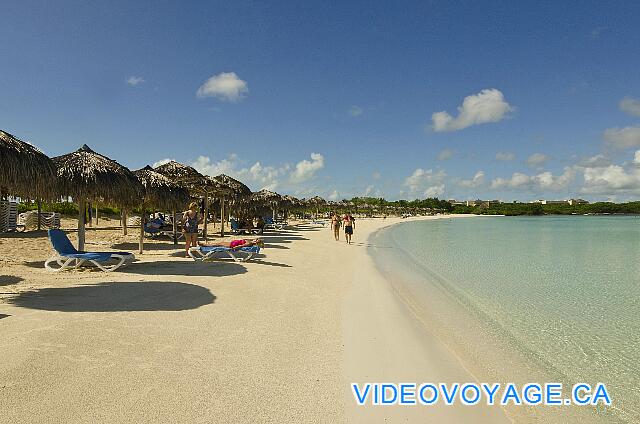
[[154, 161, 207, 194], [212, 174, 250, 197], [154, 161, 229, 239], [250, 189, 282, 221], [210, 174, 251, 236], [1, 130, 58, 230], [280, 194, 301, 221], [134, 166, 191, 252], [307, 195, 326, 219], [53, 144, 143, 250]]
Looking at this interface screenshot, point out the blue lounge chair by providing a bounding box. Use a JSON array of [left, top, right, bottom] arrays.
[[230, 219, 262, 235], [45, 229, 135, 272], [264, 217, 285, 230], [188, 245, 261, 262]]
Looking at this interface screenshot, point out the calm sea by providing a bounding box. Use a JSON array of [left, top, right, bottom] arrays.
[[370, 216, 640, 423]]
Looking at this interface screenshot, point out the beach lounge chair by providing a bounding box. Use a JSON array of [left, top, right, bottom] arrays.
[[229, 219, 262, 235], [45, 229, 135, 272], [0, 200, 18, 232], [188, 245, 261, 262], [265, 217, 285, 230], [16, 211, 61, 232]]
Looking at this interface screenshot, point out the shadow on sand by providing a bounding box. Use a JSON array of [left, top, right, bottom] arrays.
[[6, 281, 215, 312], [111, 242, 181, 251], [125, 260, 248, 277], [0, 230, 49, 239], [0, 275, 24, 286], [0, 314, 9, 320]]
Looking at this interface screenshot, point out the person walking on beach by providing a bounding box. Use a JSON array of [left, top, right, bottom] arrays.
[[343, 213, 355, 244], [182, 202, 202, 257], [330, 212, 341, 241]]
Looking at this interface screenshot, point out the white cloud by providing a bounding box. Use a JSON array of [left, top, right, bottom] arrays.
[[603, 126, 640, 149], [404, 168, 446, 198], [496, 151, 515, 161], [191, 152, 326, 193], [579, 150, 640, 195], [458, 170, 485, 188], [425, 184, 445, 198], [536, 167, 577, 190], [192, 154, 239, 175], [328, 190, 340, 201], [290, 153, 324, 183], [192, 155, 288, 192], [126, 76, 145, 86], [577, 154, 611, 168], [431, 89, 513, 132], [349, 105, 363, 117], [491, 172, 531, 190], [582, 165, 640, 195], [619, 97, 640, 117], [196, 72, 248, 102], [490, 168, 575, 192], [526, 153, 549, 169], [437, 149, 454, 160], [152, 158, 174, 167]]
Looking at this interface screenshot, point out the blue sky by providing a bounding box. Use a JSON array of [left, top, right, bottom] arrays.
[[2, 0, 640, 201]]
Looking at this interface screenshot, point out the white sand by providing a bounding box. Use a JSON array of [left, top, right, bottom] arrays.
[[0, 216, 509, 423]]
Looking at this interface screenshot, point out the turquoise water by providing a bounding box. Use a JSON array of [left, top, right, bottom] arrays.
[[370, 216, 640, 422]]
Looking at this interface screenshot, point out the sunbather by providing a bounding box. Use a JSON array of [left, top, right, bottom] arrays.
[[198, 238, 264, 249]]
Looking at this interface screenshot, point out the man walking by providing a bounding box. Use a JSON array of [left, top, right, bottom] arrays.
[[343, 213, 355, 244]]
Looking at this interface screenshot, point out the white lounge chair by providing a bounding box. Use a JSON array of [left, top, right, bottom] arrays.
[[45, 229, 135, 272], [0, 200, 18, 232], [17, 211, 61, 232], [188, 245, 261, 262]]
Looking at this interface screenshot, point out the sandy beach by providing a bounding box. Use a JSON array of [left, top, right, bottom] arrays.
[[1, 215, 508, 423]]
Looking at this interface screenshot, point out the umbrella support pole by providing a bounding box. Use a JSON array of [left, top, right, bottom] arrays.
[[173, 210, 178, 245], [122, 209, 128, 235], [203, 197, 209, 241], [139, 207, 145, 254], [220, 196, 225, 237], [37, 199, 42, 231], [77, 198, 86, 251]]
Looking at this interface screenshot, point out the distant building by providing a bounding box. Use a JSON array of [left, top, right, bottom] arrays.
[[533, 199, 568, 205], [568, 198, 589, 205], [531, 199, 590, 205]]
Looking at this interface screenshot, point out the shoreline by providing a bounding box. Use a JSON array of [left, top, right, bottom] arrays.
[[359, 216, 622, 423], [342, 214, 510, 423]]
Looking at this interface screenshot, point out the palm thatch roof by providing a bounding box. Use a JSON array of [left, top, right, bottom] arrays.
[[249, 189, 282, 205], [304, 195, 326, 207], [134, 166, 191, 210], [0, 130, 57, 199], [211, 174, 251, 198], [52, 144, 143, 207], [281, 194, 302, 208], [154, 160, 225, 197], [204, 176, 235, 197]]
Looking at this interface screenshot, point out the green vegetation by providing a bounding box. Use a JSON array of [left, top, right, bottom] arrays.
[[346, 197, 453, 213], [453, 201, 640, 216]]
